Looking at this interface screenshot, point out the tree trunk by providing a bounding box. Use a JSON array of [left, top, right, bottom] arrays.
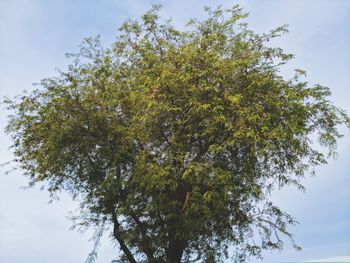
[[165, 180, 191, 263], [167, 236, 186, 263]]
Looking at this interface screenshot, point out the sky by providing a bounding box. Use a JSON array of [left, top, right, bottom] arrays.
[[0, 0, 349, 262]]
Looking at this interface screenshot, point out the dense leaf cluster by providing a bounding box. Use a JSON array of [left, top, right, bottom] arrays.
[[5, 5, 349, 263]]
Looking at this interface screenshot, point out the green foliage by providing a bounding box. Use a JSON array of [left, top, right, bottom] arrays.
[[4, 4, 349, 263]]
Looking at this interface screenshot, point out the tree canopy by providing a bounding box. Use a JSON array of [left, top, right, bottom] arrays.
[[5, 4, 349, 263]]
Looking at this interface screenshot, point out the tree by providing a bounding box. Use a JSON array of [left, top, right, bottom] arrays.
[[4, 4, 349, 263]]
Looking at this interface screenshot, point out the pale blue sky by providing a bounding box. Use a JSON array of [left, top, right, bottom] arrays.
[[0, 1, 349, 262]]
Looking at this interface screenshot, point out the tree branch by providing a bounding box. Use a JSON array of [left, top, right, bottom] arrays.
[[111, 209, 137, 263], [117, 182, 156, 262], [129, 211, 156, 262]]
